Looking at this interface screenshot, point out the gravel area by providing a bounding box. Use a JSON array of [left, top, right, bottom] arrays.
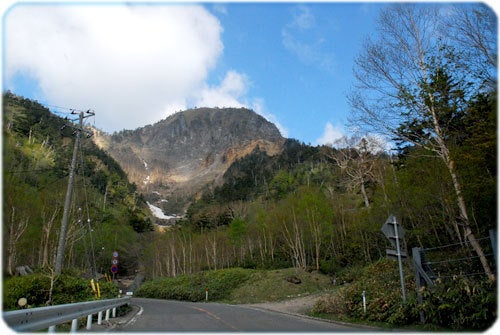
[[248, 293, 324, 315]]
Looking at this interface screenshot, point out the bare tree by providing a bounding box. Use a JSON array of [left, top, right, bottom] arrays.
[[39, 207, 59, 268], [348, 4, 495, 281], [7, 207, 29, 275], [282, 210, 307, 270], [442, 4, 497, 88], [331, 135, 384, 208]]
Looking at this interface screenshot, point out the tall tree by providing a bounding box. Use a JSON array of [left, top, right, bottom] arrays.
[[348, 4, 495, 280], [331, 136, 384, 208], [442, 4, 497, 89], [6, 207, 29, 275]]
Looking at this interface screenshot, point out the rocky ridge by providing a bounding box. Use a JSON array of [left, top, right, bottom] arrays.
[[93, 107, 285, 221]]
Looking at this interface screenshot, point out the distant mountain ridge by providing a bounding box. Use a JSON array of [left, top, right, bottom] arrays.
[[93, 107, 285, 218]]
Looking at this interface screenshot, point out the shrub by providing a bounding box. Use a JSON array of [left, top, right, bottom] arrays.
[[312, 259, 496, 330], [136, 268, 254, 302], [3, 273, 119, 311], [319, 259, 335, 275], [312, 259, 420, 326], [420, 277, 496, 331], [3, 273, 51, 309]]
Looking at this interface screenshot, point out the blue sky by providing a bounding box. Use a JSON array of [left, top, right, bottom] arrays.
[[2, 1, 384, 145], [212, 2, 382, 144]]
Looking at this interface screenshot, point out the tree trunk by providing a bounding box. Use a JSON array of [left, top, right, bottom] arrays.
[[430, 98, 495, 281], [40, 207, 59, 268], [7, 207, 29, 275], [447, 156, 495, 281], [360, 181, 370, 208]]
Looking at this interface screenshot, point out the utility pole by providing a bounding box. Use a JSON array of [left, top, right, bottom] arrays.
[[54, 109, 94, 275]]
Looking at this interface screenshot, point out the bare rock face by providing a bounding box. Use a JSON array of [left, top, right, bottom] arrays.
[[94, 107, 284, 217]]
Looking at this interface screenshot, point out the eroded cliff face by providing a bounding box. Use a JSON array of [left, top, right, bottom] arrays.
[[94, 107, 284, 217]]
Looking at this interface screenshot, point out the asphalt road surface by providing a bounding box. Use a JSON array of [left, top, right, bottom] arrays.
[[116, 297, 365, 332]]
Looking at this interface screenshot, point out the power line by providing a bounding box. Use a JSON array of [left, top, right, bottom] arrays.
[[44, 104, 77, 113], [5, 168, 55, 174], [54, 109, 95, 275], [426, 253, 495, 266], [77, 136, 98, 279], [5, 97, 94, 120], [422, 237, 491, 252]]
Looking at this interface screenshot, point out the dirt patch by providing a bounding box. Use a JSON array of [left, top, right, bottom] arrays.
[[248, 292, 325, 315]]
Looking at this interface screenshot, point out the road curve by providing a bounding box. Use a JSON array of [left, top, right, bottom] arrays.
[[116, 297, 363, 332]]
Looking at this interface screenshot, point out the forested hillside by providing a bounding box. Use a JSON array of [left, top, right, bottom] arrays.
[[136, 3, 497, 286], [135, 4, 496, 329], [143, 101, 496, 276], [2, 92, 152, 277]]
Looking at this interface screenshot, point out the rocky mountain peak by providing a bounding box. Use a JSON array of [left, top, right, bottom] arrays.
[[94, 107, 284, 220]]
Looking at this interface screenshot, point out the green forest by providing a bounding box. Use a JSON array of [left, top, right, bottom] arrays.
[[2, 92, 153, 277], [2, 3, 497, 331]]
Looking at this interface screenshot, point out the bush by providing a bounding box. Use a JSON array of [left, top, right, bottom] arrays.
[[3, 273, 51, 309], [3, 272, 120, 310], [312, 259, 420, 326], [420, 277, 496, 331], [136, 275, 201, 301], [312, 259, 496, 330], [319, 259, 335, 275], [136, 268, 254, 302]]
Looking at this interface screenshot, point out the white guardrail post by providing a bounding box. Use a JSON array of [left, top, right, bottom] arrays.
[[2, 296, 130, 332]]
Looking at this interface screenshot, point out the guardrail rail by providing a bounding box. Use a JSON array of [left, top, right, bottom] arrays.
[[3, 296, 131, 332]]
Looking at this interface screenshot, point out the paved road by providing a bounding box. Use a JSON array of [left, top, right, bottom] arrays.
[[116, 298, 365, 332]]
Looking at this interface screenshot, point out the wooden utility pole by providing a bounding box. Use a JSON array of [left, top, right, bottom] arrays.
[[54, 110, 94, 275]]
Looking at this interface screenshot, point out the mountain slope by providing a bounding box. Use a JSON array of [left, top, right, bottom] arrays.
[[93, 107, 285, 216], [2, 92, 151, 276]]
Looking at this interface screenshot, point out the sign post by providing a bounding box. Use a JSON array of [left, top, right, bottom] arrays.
[[111, 251, 119, 279], [381, 215, 406, 303]]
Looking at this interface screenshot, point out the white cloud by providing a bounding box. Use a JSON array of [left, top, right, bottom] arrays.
[[316, 122, 345, 146], [4, 4, 226, 132], [361, 134, 392, 154], [316, 123, 392, 153], [193, 71, 288, 138], [194, 70, 248, 108], [290, 5, 315, 30], [212, 4, 228, 15], [282, 5, 335, 73]]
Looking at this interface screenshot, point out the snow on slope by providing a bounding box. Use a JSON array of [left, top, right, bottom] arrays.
[[147, 202, 177, 220]]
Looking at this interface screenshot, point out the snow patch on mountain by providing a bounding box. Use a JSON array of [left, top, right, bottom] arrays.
[[147, 202, 177, 220]]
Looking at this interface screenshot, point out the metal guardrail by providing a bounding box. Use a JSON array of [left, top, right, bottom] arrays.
[[3, 296, 131, 332]]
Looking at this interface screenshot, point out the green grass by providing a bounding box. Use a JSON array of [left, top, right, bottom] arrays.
[[228, 268, 332, 304], [136, 267, 334, 304]]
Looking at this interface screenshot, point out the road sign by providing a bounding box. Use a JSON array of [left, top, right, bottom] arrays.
[[111, 251, 119, 275], [381, 215, 405, 240], [386, 248, 408, 259], [381, 214, 407, 303]]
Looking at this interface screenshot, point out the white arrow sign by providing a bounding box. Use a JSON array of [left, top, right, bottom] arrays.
[[381, 215, 405, 247]]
